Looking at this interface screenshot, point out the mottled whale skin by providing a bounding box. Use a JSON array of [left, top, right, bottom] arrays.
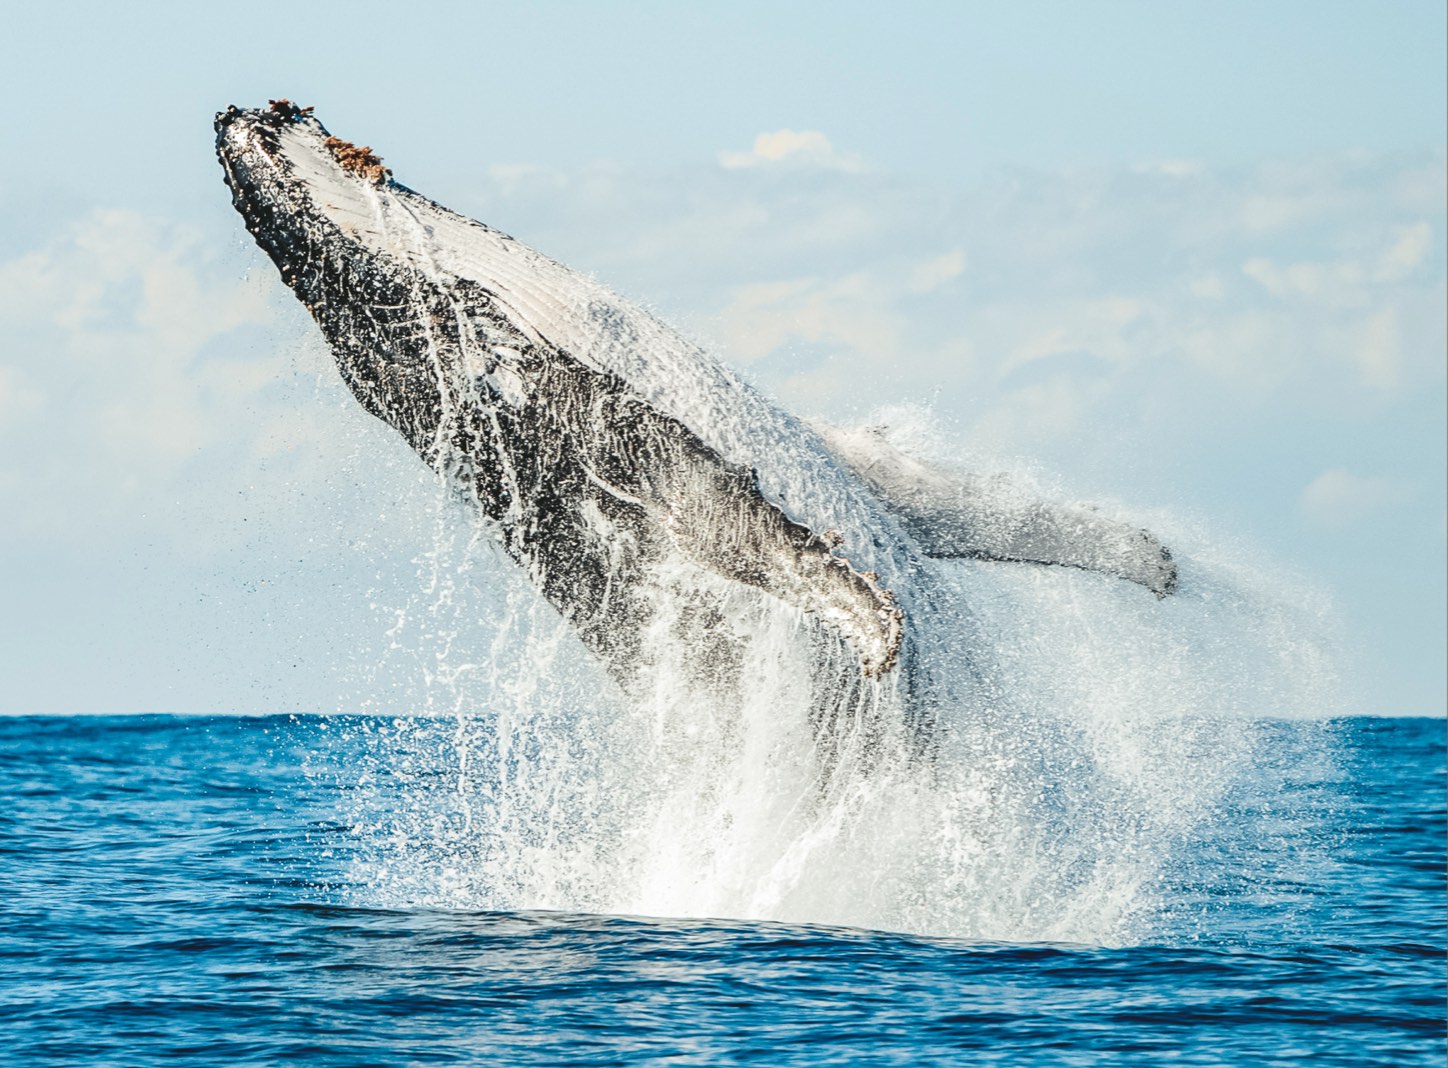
[[215, 101, 1174, 748]]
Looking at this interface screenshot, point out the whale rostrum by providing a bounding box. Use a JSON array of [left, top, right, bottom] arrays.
[[216, 100, 1175, 742]]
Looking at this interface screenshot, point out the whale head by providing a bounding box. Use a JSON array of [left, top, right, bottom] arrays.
[[214, 101, 467, 460]]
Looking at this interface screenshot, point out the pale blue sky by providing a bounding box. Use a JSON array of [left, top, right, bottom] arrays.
[[1, 2, 1443, 714]]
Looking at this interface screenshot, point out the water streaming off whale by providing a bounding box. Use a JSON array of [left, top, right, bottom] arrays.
[[317, 494, 1335, 945], [218, 102, 1339, 945]]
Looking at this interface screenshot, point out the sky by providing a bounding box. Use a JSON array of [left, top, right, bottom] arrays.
[[1, 1, 1443, 715]]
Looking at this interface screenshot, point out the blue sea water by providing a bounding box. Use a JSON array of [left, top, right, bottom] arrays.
[[1, 714, 1442, 1066]]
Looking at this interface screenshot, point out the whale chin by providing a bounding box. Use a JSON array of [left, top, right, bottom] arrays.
[[217, 100, 1176, 759]]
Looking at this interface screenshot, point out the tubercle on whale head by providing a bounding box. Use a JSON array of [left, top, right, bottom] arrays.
[[267, 98, 313, 121], [213, 103, 391, 216], [213, 103, 393, 297], [214, 103, 446, 455], [214, 106, 320, 295]]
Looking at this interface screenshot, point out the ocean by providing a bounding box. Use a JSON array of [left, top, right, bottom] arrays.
[[2, 713, 1442, 1066]]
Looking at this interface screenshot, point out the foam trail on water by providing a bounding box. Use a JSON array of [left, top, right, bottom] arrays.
[[321, 434, 1337, 947]]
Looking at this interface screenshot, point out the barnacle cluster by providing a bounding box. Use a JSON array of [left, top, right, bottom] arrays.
[[324, 135, 390, 183], [267, 98, 314, 121]]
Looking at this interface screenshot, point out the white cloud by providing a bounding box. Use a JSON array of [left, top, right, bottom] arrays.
[[1132, 159, 1206, 179], [1236, 159, 1352, 235], [908, 250, 966, 293], [1188, 273, 1227, 300], [967, 374, 1104, 450], [1389, 157, 1448, 215], [1300, 468, 1413, 526], [1356, 307, 1401, 390], [1239, 193, 1333, 235], [0, 210, 291, 546], [1177, 308, 1304, 394], [1241, 256, 1368, 305], [485, 162, 569, 196], [591, 150, 1443, 444], [0, 364, 42, 424], [1376, 221, 1434, 281], [1, 145, 1439, 717], [719, 130, 862, 171], [717, 272, 900, 363], [1240, 223, 1437, 309], [995, 296, 1145, 379]]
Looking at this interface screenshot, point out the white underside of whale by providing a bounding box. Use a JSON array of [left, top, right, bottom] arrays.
[[272, 121, 917, 589]]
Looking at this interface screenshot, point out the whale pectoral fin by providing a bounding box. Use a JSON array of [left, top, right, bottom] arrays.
[[812, 423, 1177, 597], [651, 438, 905, 678], [903, 497, 1178, 598]]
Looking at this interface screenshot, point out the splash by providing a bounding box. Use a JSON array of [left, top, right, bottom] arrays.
[[314, 420, 1338, 947], [215, 103, 1336, 944]]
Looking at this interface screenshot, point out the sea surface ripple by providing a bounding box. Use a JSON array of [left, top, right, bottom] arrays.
[[1, 715, 1442, 1066]]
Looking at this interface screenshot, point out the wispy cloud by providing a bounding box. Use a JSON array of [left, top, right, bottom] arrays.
[[1132, 159, 1207, 179], [462, 153, 1448, 514], [6, 151, 1443, 571], [1300, 468, 1414, 526], [719, 130, 863, 171], [0, 210, 306, 548]]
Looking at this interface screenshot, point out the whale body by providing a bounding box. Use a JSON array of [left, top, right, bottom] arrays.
[[215, 101, 1175, 754]]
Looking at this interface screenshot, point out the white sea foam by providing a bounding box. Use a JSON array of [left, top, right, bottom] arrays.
[[319, 419, 1338, 947], [257, 118, 1338, 945]]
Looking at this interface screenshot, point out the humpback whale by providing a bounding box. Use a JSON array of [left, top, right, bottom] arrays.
[[216, 100, 1175, 752]]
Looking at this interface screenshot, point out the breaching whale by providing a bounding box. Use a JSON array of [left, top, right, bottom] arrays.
[[216, 100, 1175, 753]]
